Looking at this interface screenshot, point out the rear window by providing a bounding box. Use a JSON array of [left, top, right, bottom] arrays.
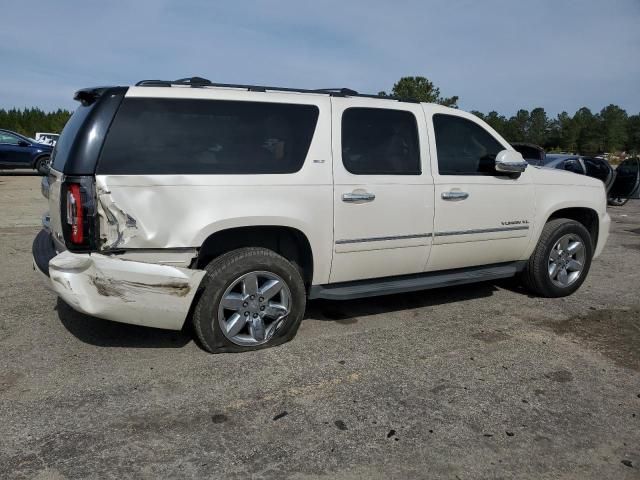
[[97, 98, 319, 175], [51, 104, 93, 171]]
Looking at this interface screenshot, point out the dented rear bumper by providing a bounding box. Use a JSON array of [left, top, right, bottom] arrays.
[[32, 230, 206, 330]]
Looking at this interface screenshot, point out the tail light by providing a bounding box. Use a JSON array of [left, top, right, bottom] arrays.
[[67, 184, 84, 243], [61, 177, 97, 250]]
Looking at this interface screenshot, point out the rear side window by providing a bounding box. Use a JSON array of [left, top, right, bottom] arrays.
[[433, 114, 504, 175], [341, 108, 421, 175], [97, 98, 319, 175]]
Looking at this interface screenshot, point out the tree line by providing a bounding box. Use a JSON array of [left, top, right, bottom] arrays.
[[382, 76, 639, 155], [1, 76, 638, 154], [0, 108, 72, 138], [472, 105, 640, 155]]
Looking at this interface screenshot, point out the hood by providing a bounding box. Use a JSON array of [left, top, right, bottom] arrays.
[[36, 143, 54, 150], [529, 165, 604, 188]]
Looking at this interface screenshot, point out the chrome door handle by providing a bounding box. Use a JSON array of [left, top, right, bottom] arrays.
[[441, 191, 469, 201], [342, 192, 376, 203]]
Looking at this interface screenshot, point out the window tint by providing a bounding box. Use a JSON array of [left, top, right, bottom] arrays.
[[341, 108, 420, 175], [98, 98, 319, 175], [433, 114, 504, 175]]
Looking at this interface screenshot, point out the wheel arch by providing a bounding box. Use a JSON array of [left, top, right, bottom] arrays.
[[196, 225, 314, 288], [545, 207, 599, 254]]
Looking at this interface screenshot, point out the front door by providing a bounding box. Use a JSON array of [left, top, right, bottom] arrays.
[[610, 158, 640, 200], [424, 107, 535, 272], [329, 98, 434, 283], [0, 131, 32, 167]]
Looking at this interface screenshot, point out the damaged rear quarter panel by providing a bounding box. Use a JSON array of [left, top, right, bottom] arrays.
[[94, 175, 333, 284], [97, 187, 139, 249]]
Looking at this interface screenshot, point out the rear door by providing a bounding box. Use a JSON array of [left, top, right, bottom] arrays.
[[610, 158, 640, 199], [330, 98, 434, 283]]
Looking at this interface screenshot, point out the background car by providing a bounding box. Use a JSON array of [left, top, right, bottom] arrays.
[[544, 154, 617, 191], [0, 128, 53, 173], [607, 157, 640, 205], [35, 132, 60, 146], [512, 143, 639, 206]]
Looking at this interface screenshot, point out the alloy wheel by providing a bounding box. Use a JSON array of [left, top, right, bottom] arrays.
[[217, 271, 291, 346], [548, 234, 586, 288]]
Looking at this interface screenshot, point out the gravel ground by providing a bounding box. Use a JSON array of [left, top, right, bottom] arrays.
[[1, 173, 639, 479]]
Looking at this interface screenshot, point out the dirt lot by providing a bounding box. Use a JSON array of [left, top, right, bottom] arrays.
[[1, 173, 639, 479]]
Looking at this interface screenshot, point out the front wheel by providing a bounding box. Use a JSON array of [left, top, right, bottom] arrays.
[[192, 247, 306, 353], [521, 218, 593, 298]]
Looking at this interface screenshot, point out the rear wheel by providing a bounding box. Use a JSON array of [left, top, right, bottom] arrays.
[[192, 247, 306, 353], [522, 218, 593, 297], [608, 196, 629, 207]]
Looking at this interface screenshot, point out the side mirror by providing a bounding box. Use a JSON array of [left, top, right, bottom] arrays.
[[495, 149, 528, 174], [18, 140, 30, 147]]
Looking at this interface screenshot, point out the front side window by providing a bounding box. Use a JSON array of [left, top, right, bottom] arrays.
[[341, 108, 420, 175], [98, 98, 319, 175], [433, 114, 504, 175]]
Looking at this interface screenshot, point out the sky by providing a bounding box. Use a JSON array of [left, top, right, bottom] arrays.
[[1, 0, 639, 116]]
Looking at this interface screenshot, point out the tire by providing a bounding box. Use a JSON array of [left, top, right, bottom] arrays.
[[192, 247, 306, 353], [521, 218, 593, 298], [34, 156, 50, 175], [608, 196, 629, 207]]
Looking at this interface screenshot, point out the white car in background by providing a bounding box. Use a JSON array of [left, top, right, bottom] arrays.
[[35, 132, 60, 146]]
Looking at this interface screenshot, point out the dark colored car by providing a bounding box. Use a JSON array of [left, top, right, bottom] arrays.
[[511, 143, 640, 206], [544, 154, 617, 191], [607, 157, 640, 205], [0, 128, 53, 173]]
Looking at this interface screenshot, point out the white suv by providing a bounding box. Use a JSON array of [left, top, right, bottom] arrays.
[[33, 77, 610, 353]]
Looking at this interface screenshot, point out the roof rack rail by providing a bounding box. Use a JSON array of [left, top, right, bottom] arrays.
[[134, 77, 418, 102]]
